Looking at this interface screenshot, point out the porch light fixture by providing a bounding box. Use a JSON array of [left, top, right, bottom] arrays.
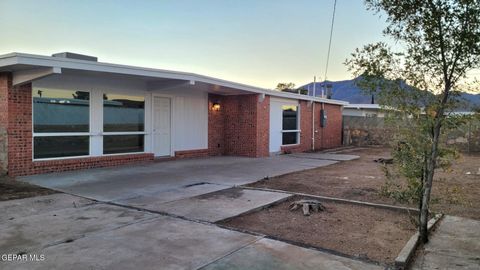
[[212, 102, 221, 111]]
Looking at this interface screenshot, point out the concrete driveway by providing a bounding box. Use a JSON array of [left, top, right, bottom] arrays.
[[1, 153, 381, 270]]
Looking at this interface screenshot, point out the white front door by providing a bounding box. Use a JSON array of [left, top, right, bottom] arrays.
[[269, 101, 283, 153], [153, 96, 171, 157]]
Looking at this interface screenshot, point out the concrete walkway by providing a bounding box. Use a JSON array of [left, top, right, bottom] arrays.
[[411, 215, 480, 270], [1, 194, 381, 270]]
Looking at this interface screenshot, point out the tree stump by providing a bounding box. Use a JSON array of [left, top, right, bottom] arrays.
[[289, 199, 326, 216], [374, 158, 394, 164]]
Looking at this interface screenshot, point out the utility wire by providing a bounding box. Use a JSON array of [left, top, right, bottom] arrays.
[[323, 0, 338, 84]]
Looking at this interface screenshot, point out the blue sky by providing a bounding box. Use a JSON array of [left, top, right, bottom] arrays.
[[0, 0, 389, 88]]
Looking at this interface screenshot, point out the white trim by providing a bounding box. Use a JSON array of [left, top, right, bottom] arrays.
[[33, 132, 91, 137], [101, 91, 148, 156], [281, 143, 301, 147], [33, 154, 91, 162], [0, 52, 348, 106], [31, 87, 93, 161], [102, 132, 147, 135], [281, 103, 301, 146], [31, 88, 151, 160], [90, 90, 103, 156]]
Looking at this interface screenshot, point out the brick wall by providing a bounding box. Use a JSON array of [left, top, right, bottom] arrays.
[[175, 149, 210, 159], [0, 73, 10, 175], [30, 154, 154, 175], [7, 81, 33, 176], [282, 101, 343, 153], [255, 95, 270, 157], [208, 94, 225, 156], [208, 93, 270, 158], [319, 103, 343, 149]]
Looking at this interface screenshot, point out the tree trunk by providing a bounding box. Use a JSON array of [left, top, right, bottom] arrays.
[[419, 113, 443, 243]]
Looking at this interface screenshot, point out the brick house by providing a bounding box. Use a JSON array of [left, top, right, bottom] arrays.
[[0, 52, 347, 176]]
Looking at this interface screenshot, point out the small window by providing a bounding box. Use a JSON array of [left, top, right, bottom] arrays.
[[282, 105, 299, 145], [103, 135, 144, 154]]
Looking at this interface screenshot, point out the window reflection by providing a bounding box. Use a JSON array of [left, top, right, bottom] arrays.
[[34, 136, 89, 159], [103, 135, 144, 154], [33, 89, 90, 133], [103, 94, 145, 132]]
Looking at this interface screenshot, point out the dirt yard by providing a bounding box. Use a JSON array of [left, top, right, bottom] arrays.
[[248, 147, 480, 220], [219, 196, 416, 264], [0, 176, 57, 201]]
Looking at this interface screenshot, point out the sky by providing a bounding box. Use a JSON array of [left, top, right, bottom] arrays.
[[0, 0, 390, 89]]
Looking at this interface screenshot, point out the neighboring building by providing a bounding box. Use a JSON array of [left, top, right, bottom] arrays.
[[0, 52, 347, 176], [343, 104, 384, 117], [302, 79, 379, 117]]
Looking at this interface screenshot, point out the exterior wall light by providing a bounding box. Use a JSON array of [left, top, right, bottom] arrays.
[[212, 102, 221, 111]]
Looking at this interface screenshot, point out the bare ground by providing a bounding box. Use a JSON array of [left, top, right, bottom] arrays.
[[248, 146, 480, 220], [219, 196, 416, 264], [0, 176, 57, 201]]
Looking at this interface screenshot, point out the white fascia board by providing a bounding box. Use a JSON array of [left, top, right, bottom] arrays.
[[1, 52, 348, 106], [0, 55, 19, 68]]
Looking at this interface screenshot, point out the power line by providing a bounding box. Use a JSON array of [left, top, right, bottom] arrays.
[[323, 0, 338, 84]]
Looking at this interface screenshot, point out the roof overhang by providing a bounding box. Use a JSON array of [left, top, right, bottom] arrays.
[[0, 52, 348, 106], [344, 104, 381, 110]]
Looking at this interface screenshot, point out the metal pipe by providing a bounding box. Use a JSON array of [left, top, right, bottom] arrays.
[[312, 76, 316, 151]]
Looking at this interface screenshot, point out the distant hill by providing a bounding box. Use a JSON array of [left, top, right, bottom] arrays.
[[301, 78, 480, 110]]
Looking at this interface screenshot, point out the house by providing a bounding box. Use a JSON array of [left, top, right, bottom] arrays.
[[343, 104, 384, 117], [0, 52, 347, 176]]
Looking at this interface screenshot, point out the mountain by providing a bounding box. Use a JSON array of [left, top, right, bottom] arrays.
[[301, 78, 480, 110], [302, 78, 374, 104]]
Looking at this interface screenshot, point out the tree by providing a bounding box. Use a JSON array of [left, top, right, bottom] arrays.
[[276, 82, 308, 95], [346, 0, 480, 243]]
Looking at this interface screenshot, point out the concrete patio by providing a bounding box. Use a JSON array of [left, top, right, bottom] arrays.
[[19, 155, 340, 203]]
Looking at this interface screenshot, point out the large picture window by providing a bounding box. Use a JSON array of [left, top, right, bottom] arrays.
[[33, 89, 90, 159], [103, 94, 145, 154], [282, 105, 299, 145]]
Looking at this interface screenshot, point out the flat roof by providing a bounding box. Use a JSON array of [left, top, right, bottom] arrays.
[[0, 52, 348, 106]]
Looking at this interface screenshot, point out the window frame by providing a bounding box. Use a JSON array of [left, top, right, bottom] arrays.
[[101, 92, 146, 156], [32, 88, 92, 161], [31, 89, 148, 161], [280, 104, 301, 146]]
